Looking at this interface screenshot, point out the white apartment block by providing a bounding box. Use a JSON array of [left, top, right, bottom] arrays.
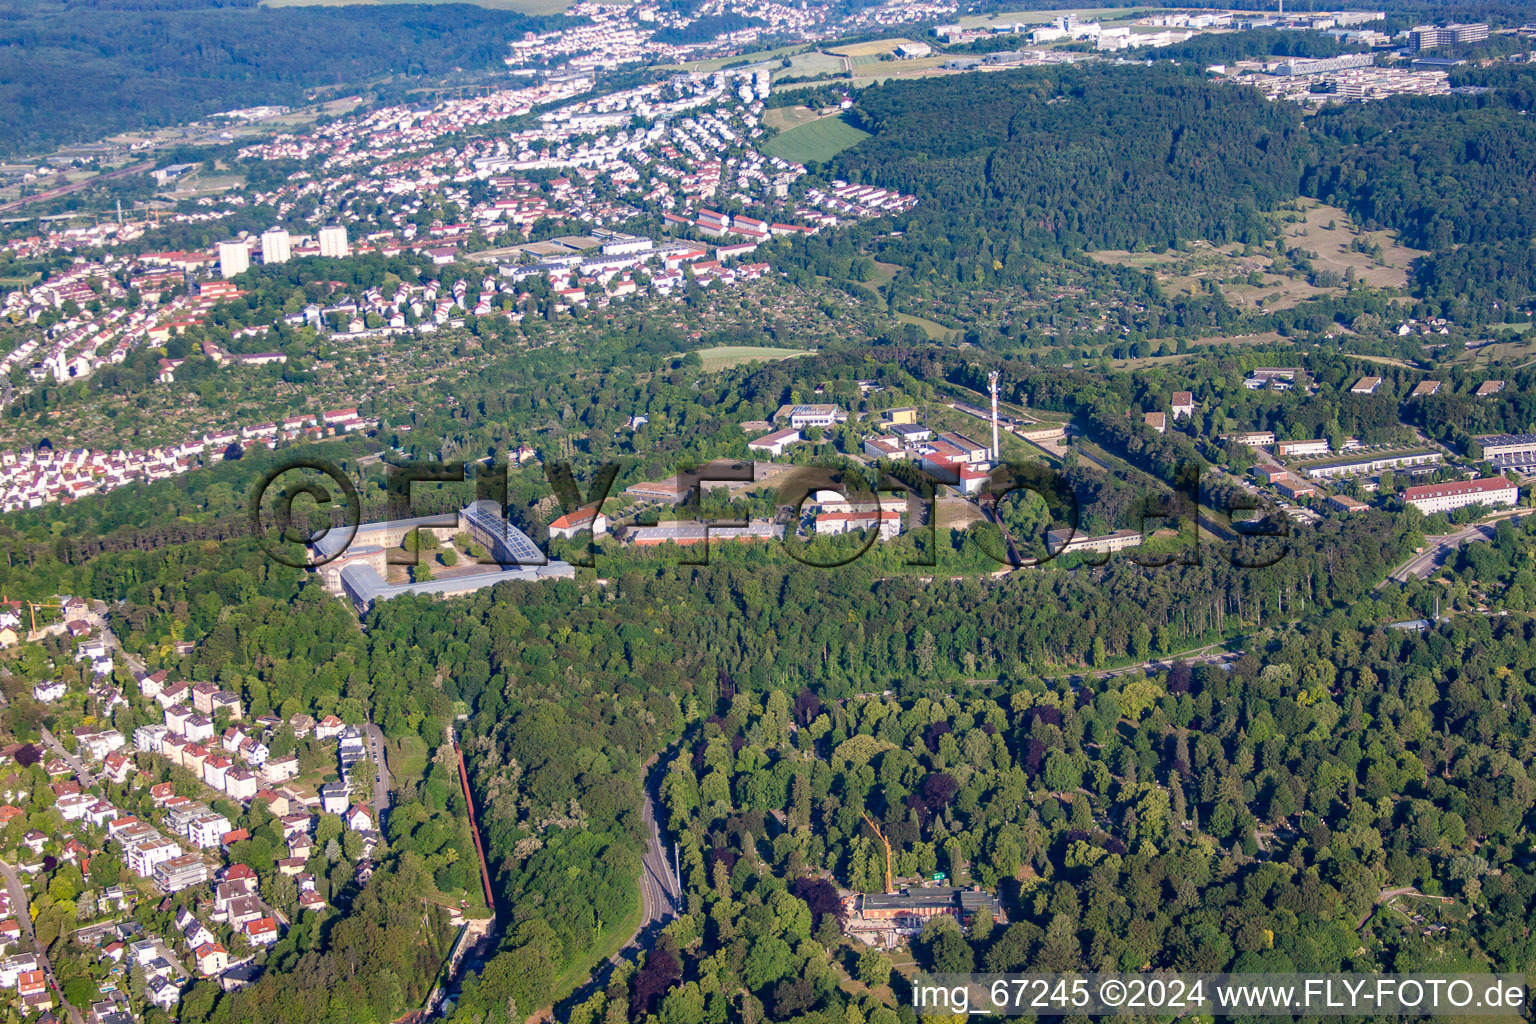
[[261, 227, 291, 265], [318, 224, 349, 258], [217, 241, 249, 279], [1404, 477, 1517, 515], [126, 836, 183, 877]]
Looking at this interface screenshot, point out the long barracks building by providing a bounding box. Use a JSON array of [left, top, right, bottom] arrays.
[[314, 501, 573, 614]]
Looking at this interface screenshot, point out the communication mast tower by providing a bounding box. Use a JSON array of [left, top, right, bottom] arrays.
[[988, 369, 1002, 462]]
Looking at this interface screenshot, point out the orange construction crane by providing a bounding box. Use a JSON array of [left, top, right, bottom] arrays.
[[25, 602, 61, 635], [861, 811, 894, 894]]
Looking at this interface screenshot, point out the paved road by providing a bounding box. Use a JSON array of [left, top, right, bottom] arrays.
[[98, 621, 146, 678], [1, 858, 83, 1024], [556, 757, 679, 1018], [1383, 510, 1529, 585], [362, 723, 392, 819], [636, 765, 680, 933], [40, 726, 94, 784]]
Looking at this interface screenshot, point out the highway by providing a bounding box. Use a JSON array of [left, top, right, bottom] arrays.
[[1383, 509, 1529, 585]]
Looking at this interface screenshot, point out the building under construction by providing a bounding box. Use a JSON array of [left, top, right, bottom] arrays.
[[842, 887, 1004, 948]]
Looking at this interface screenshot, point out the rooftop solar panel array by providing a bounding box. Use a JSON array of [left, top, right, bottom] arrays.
[[464, 503, 547, 566]]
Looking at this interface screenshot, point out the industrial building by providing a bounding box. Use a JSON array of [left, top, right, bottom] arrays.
[[1476, 433, 1536, 465]]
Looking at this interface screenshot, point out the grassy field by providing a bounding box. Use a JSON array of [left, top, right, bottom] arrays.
[[1090, 202, 1425, 313], [689, 346, 808, 372], [659, 43, 809, 74], [1279, 201, 1423, 289], [763, 105, 826, 131], [388, 734, 430, 785], [777, 50, 848, 79], [775, 54, 956, 92], [827, 38, 915, 58], [895, 312, 958, 343], [761, 115, 870, 163]]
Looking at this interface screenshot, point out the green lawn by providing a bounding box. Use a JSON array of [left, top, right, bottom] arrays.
[[388, 734, 430, 786], [687, 346, 808, 372], [894, 312, 957, 342], [761, 115, 871, 164]]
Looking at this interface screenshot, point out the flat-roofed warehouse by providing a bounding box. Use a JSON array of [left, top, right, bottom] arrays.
[[1476, 433, 1536, 465]]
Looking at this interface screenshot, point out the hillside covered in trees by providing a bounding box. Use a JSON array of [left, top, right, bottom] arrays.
[[829, 63, 1536, 317], [0, 0, 556, 156]]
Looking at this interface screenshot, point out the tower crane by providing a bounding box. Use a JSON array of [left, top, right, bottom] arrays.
[[860, 811, 894, 894]]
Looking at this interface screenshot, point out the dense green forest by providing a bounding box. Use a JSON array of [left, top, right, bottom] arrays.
[[0, 330, 1525, 1023], [827, 64, 1536, 319], [838, 65, 1307, 255], [0, 0, 556, 155], [602, 604, 1536, 1021]]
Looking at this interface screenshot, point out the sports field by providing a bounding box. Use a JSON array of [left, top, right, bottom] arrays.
[[761, 115, 870, 164]]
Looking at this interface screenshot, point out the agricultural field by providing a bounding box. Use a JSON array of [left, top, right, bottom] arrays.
[[688, 345, 809, 371], [761, 114, 871, 163], [775, 50, 849, 79]]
